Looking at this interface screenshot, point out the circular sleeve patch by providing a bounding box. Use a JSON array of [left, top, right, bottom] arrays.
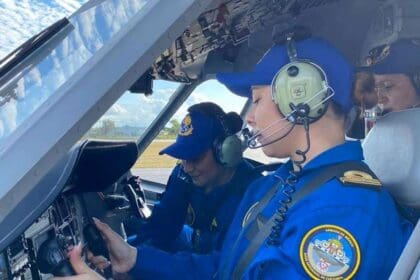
[[299, 225, 361, 279]]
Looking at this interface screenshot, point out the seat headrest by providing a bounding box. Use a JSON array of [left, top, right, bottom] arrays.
[[363, 108, 420, 209]]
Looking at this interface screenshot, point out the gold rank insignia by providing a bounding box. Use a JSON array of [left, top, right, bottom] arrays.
[[339, 171, 382, 187]]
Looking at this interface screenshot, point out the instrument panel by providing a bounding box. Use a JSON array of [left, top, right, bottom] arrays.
[[0, 194, 84, 279], [0, 140, 146, 279]]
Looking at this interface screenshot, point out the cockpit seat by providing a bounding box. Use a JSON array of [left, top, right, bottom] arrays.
[[363, 108, 420, 280]]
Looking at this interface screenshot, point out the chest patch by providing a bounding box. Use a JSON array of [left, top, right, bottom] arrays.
[[299, 225, 360, 279]]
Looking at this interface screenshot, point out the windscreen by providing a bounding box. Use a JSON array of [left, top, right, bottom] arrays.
[[0, 0, 157, 148]]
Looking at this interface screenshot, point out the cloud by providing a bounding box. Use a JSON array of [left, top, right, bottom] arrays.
[[0, 1, 247, 142], [0, 0, 87, 143], [93, 87, 176, 128], [0, 99, 17, 138], [109, 103, 128, 114], [0, 0, 87, 59]]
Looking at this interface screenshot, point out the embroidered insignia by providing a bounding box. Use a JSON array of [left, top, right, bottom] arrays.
[[339, 171, 382, 187], [300, 225, 361, 279], [185, 204, 195, 226], [241, 202, 259, 228], [366, 44, 390, 66], [179, 114, 193, 136]]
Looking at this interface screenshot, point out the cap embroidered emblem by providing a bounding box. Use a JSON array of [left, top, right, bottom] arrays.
[[300, 225, 360, 279], [179, 114, 193, 136], [366, 44, 390, 66]]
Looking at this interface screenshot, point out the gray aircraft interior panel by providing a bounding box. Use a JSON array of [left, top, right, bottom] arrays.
[[363, 108, 420, 209], [0, 0, 212, 227], [0, 145, 80, 252]]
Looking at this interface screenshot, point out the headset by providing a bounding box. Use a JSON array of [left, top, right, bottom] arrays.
[[266, 38, 335, 247], [271, 38, 333, 125], [188, 103, 243, 168]]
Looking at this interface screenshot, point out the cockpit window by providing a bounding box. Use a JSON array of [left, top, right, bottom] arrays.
[[84, 80, 179, 140], [0, 0, 157, 148]]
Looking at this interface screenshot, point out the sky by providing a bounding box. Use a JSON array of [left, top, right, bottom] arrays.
[[0, 0, 247, 132]]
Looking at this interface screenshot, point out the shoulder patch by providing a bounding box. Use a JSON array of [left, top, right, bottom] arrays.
[[339, 170, 382, 187], [300, 225, 361, 279]]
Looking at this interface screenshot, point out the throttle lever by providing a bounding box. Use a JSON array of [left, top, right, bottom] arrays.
[[83, 223, 109, 258], [83, 222, 113, 278]]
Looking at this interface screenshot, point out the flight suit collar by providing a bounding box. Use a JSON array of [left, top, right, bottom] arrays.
[[273, 140, 363, 178]]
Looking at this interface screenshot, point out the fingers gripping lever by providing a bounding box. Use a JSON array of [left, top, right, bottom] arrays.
[[83, 223, 113, 278]]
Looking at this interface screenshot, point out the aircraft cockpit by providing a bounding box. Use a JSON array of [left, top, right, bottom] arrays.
[[0, 0, 418, 278]]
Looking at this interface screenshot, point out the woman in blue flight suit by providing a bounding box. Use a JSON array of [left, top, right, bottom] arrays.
[[212, 37, 413, 279], [127, 102, 261, 254], [55, 38, 413, 280]]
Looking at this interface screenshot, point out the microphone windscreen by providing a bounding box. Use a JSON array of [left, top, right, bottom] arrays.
[[225, 112, 243, 133]]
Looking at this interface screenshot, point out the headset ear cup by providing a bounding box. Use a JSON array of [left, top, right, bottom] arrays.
[[271, 61, 330, 124], [215, 135, 243, 168]]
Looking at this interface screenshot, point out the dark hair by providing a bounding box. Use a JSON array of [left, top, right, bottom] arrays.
[[188, 102, 243, 134], [224, 112, 243, 133], [409, 72, 420, 96], [351, 72, 375, 106], [329, 101, 347, 119]]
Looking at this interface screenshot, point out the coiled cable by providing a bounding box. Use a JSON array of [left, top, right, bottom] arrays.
[[267, 119, 310, 246]]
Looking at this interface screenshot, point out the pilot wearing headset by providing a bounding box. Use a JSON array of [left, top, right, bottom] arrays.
[[125, 102, 261, 254], [213, 37, 413, 279], [366, 39, 420, 115], [53, 38, 412, 280], [346, 40, 420, 140]]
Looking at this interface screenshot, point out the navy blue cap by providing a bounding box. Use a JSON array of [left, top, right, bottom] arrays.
[[159, 111, 224, 160], [216, 37, 354, 113], [369, 39, 420, 75]]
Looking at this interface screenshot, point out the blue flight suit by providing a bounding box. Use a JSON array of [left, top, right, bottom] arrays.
[[130, 160, 260, 254], [217, 140, 413, 279], [129, 141, 413, 279]]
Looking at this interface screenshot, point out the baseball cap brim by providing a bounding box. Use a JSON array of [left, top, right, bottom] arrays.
[[216, 70, 275, 97], [158, 111, 221, 160], [159, 137, 212, 160]]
